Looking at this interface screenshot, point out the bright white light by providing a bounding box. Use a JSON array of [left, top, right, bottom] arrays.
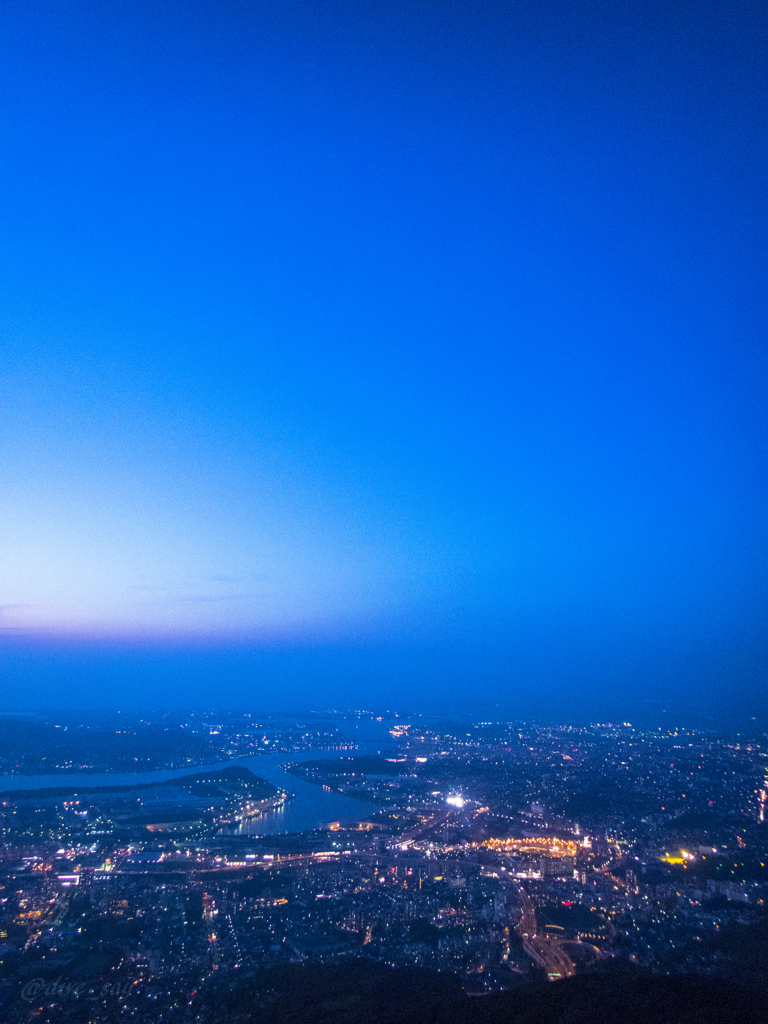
[[446, 794, 465, 808]]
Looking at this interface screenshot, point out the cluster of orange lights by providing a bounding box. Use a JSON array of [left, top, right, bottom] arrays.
[[482, 837, 578, 857]]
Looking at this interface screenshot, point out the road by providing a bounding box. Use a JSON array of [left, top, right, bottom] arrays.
[[516, 883, 575, 981], [401, 809, 451, 841]]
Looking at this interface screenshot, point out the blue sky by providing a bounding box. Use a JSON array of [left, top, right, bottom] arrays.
[[0, 1, 765, 717]]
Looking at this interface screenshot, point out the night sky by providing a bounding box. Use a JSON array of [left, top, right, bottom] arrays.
[[1, 1, 765, 720]]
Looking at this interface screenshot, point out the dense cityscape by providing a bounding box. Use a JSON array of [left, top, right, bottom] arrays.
[[0, 711, 766, 1022]]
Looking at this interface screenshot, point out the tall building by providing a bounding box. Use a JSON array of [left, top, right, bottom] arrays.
[[539, 856, 575, 878]]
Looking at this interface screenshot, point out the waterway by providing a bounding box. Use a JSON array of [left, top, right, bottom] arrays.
[[0, 719, 398, 837]]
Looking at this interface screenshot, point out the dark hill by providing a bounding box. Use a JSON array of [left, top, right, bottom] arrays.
[[187, 962, 768, 1024]]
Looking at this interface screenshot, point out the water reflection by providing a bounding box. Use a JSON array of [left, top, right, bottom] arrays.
[[0, 719, 399, 837], [225, 742, 387, 836]]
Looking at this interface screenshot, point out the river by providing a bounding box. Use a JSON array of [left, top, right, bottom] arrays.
[[0, 718, 398, 837]]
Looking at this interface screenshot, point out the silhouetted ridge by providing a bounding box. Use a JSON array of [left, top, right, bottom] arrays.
[[178, 962, 768, 1024]]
